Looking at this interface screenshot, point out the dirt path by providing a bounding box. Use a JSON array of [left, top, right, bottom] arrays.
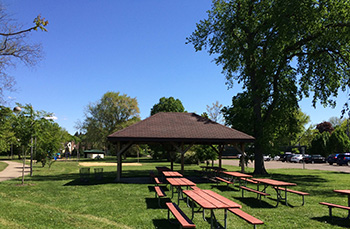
[[0, 161, 30, 182]]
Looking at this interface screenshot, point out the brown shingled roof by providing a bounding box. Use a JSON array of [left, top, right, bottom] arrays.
[[107, 112, 254, 144]]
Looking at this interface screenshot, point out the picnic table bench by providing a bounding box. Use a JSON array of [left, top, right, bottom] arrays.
[[228, 208, 264, 229], [166, 202, 196, 228], [274, 186, 309, 206], [214, 177, 234, 189], [240, 186, 270, 201], [154, 186, 166, 208], [154, 177, 164, 186], [320, 189, 350, 219]]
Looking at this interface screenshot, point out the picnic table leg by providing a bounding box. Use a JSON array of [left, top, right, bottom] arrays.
[[171, 185, 174, 198], [210, 209, 214, 229], [224, 209, 227, 229], [190, 199, 195, 220], [284, 186, 289, 206], [273, 186, 281, 207]]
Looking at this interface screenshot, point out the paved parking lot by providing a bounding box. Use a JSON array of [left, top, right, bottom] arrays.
[[220, 159, 350, 173]]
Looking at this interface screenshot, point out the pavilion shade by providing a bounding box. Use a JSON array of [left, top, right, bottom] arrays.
[[107, 112, 254, 145]]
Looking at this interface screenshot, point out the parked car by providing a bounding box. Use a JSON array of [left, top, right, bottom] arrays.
[[327, 153, 339, 165], [263, 155, 271, 161], [280, 153, 294, 162], [290, 154, 304, 163], [304, 155, 326, 163], [336, 153, 350, 166], [273, 155, 280, 161]]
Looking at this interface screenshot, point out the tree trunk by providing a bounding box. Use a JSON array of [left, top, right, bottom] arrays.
[[251, 71, 268, 175]]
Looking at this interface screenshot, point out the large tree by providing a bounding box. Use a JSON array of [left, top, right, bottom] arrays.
[[0, 4, 48, 104], [150, 96, 185, 116], [188, 0, 350, 174], [79, 92, 140, 150]]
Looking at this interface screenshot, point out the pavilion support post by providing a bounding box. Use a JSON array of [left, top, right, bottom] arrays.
[[210, 145, 224, 169], [171, 143, 193, 174], [115, 141, 133, 182], [117, 152, 122, 181]]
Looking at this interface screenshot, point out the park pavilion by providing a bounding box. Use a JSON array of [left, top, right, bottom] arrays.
[[107, 112, 254, 181]]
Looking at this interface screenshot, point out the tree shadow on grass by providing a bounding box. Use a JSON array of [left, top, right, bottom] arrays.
[[211, 184, 240, 192], [145, 197, 171, 209], [233, 197, 276, 209], [153, 219, 180, 229], [312, 216, 350, 228]]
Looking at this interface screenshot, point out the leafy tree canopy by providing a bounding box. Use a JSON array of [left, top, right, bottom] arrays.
[[150, 97, 185, 116], [79, 91, 140, 149], [316, 121, 334, 134], [188, 0, 350, 174]]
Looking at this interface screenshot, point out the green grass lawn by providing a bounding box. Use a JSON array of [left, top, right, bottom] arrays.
[[0, 157, 349, 228], [0, 162, 8, 172]]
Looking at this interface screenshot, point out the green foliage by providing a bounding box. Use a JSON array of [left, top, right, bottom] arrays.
[[327, 128, 350, 154], [175, 151, 198, 164], [308, 131, 330, 156], [0, 106, 16, 153], [79, 91, 140, 150], [192, 145, 217, 163], [223, 93, 310, 155], [150, 96, 185, 115], [188, 0, 350, 174]]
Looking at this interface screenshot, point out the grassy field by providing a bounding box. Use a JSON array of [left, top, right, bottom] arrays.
[[0, 162, 8, 172], [0, 157, 349, 228]]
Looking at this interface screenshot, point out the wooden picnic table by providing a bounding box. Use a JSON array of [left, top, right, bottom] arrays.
[[252, 178, 296, 207], [162, 171, 183, 178], [333, 190, 350, 218], [166, 177, 196, 205], [183, 189, 241, 229], [200, 166, 226, 178], [156, 166, 171, 180], [221, 171, 252, 186]]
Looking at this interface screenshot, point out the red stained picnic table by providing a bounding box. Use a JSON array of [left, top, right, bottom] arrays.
[[252, 178, 296, 207], [334, 190, 350, 218], [162, 171, 183, 178], [183, 189, 241, 229], [166, 178, 196, 205], [221, 171, 252, 186]]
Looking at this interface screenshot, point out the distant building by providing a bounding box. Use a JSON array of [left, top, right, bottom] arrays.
[[84, 149, 105, 159]]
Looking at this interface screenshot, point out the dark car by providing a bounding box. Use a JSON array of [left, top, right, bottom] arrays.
[[280, 154, 294, 162], [304, 155, 326, 163], [327, 154, 339, 165], [337, 153, 350, 166]]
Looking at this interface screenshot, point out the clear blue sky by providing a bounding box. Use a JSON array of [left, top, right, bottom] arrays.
[[3, 0, 349, 134]]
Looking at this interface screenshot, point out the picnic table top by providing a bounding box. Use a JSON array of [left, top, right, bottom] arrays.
[[252, 178, 296, 186], [183, 189, 242, 209], [162, 171, 183, 177], [334, 190, 350, 195], [166, 177, 196, 187], [221, 171, 252, 178]]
